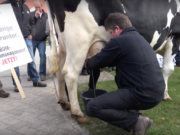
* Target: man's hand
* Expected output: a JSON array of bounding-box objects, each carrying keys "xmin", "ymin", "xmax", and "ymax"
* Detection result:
[
  {"xmin": 35, "ymin": 10, "xmax": 40, "ymax": 18},
  {"xmin": 28, "ymin": 35, "xmax": 33, "ymax": 40}
]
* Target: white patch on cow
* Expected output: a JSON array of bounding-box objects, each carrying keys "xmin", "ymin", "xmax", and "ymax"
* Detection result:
[
  {"xmin": 168, "ymin": 0, "xmax": 171, "ymax": 3},
  {"xmin": 150, "ymin": 30, "xmax": 160, "ymax": 47},
  {"xmin": 175, "ymin": 0, "xmax": 180, "ymax": 12},
  {"xmin": 121, "ymin": 4, "xmax": 126, "ymax": 13},
  {"xmin": 63, "ymin": 0, "xmax": 111, "ymax": 61},
  {"xmin": 165, "ymin": 9, "xmax": 174, "ymax": 28}
]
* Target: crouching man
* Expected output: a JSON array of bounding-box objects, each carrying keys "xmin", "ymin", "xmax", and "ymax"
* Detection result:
[{"xmin": 85, "ymin": 13, "xmax": 165, "ymax": 135}]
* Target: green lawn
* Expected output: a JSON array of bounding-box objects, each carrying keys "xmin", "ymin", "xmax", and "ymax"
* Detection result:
[
  {"xmin": 46, "ymin": 37, "xmax": 50, "ymax": 46},
  {"xmin": 77, "ymin": 67, "xmax": 180, "ymax": 135}
]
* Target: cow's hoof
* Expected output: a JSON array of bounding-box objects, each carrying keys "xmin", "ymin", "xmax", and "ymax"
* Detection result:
[
  {"xmin": 77, "ymin": 116, "xmax": 90, "ymax": 124},
  {"xmin": 71, "ymin": 114, "xmax": 76, "ymax": 118},
  {"xmin": 58, "ymin": 100, "xmax": 71, "ymax": 110},
  {"xmin": 163, "ymin": 97, "xmax": 172, "ymax": 101}
]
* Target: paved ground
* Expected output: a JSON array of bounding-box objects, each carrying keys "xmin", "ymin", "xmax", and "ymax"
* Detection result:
[{"xmin": 0, "ymin": 46, "xmax": 114, "ymax": 135}]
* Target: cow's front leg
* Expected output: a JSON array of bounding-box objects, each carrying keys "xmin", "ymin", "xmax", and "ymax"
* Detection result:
[{"xmin": 65, "ymin": 71, "xmax": 89, "ymax": 123}]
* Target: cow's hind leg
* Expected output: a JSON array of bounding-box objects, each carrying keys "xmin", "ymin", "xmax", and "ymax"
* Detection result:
[
  {"xmin": 57, "ymin": 72, "xmax": 70, "ymax": 110},
  {"xmin": 56, "ymin": 53, "xmax": 71, "ymax": 110},
  {"xmin": 161, "ymin": 38, "xmax": 175, "ymax": 100}
]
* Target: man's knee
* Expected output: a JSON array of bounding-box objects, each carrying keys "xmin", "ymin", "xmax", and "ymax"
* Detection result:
[{"xmin": 86, "ymin": 100, "xmax": 99, "ymax": 117}]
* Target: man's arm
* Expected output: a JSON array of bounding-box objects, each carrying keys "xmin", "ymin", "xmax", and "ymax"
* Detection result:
[
  {"xmin": 86, "ymin": 39, "xmax": 122, "ymax": 69},
  {"xmin": 28, "ymin": 14, "xmax": 35, "ymax": 39},
  {"xmin": 31, "ymin": 11, "xmax": 38, "ymax": 23},
  {"xmin": 28, "ymin": 9, "xmax": 35, "ymax": 39}
]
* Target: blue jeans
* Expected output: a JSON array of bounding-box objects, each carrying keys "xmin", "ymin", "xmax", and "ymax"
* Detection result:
[
  {"xmin": 12, "ymin": 38, "xmax": 40, "ymax": 86},
  {"xmin": 32, "ymin": 40, "xmax": 46, "ymax": 76},
  {"xmin": 175, "ymin": 51, "xmax": 180, "ymax": 65}
]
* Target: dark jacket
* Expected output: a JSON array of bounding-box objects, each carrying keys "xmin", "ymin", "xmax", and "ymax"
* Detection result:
[
  {"xmin": 87, "ymin": 27, "xmax": 165, "ymax": 103},
  {"xmin": 1, "ymin": 0, "xmax": 34, "ymax": 38},
  {"xmin": 31, "ymin": 10, "xmax": 48, "ymax": 41}
]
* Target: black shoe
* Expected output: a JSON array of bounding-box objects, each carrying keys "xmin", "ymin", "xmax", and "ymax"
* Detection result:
[
  {"xmin": 14, "ymin": 86, "xmax": 19, "ymax": 92},
  {"xmin": 33, "ymin": 82, "xmax": 47, "ymax": 87},
  {"xmin": 0, "ymin": 90, "xmax": 10, "ymax": 98},
  {"xmin": 133, "ymin": 115, "xmax": 153, "ymax": 135}
]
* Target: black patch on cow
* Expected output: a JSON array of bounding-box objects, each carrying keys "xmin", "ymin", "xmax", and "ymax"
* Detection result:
[
  {"xmin": 86, "ymin": 0, "xmax": 177, "ymax": 45},
  {"xmin": 172, "ymin": 34, "xmax": 180, "ymax": 55},
  {"xmin": 46, "ymin": 0, "xmax": 81, "ymax": 32},
  {"xmin": 85, "ymin": 0, "xmax": 124, "ymax": 26},
  {"xmin": 169, "ymin": 12, "xmax": 180, "ymax": 54},
  {"xmin": 170, "ymin": 13, "xmax": 180, "ymax": 35},
  {"xmin": 47, "ymin": 0, "xmax": 180, "ymax": 54},
  {"xmin": 85, "ymin": 0, "xmax": 180, "ymax": 53},
  {"xmin": 153, "ymin": 28, "xmax": 169, "ymax": 51}
]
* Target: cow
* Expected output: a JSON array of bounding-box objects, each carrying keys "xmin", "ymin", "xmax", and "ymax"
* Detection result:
[{"xmin": 45, "ymin": 0, "xmax": 180, "ymax": 123}]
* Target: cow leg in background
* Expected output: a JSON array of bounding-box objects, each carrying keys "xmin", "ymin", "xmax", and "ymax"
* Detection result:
[{"xmin": 161, "ymin": 38, "xmax": 175, "ymax": 100}]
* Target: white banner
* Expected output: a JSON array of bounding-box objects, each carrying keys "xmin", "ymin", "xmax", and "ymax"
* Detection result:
[{"xmin": 0, "ymin": 4, "xmax": 32, "ymax": 72}]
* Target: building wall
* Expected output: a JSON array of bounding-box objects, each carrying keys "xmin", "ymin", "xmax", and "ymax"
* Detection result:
[{"xmin": 0, "ymin": 0, "xmax": 47, "ymax": 12}]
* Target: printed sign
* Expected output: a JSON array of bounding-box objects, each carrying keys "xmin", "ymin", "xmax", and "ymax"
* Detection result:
[{"xmin": 0, "ymin": 4, "xmax": 32, "ymax": 72}]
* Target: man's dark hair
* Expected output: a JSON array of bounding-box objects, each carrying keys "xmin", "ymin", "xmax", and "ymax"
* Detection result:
[{"xmin": 105, "ymin": 13, "xmax": 132, "ymax": 30}]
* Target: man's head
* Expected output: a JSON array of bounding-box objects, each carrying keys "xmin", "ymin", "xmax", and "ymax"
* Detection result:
[
  {"xmin": 34, "ymin": 0, "xmax": 42, "ymax": 13},
  {"xmin": 105, "ymin": 13, "xmax": 132, "ymax": 38}
]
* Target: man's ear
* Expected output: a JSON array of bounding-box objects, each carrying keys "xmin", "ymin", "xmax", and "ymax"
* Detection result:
[
  {"xmin": 115, "ymin": 25, "xmax": 119, "ymax": 30},
  {"xmin": 115, "ymin": 26, "xmax": 123, "ymax": 35}
]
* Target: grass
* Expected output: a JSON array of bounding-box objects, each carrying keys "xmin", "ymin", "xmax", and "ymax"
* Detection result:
[
  {"xmin": 46, "ymin": 37, "xmax": 50, "ymax": 46},
  {"xmin": 77, "ymin": 67, "xmax": 180, "ymax": 135}
]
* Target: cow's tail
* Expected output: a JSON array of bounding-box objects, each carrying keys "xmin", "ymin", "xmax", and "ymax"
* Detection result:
[
  {"xmin": 49, "ymin": 31, "xmax": 59, "ymax": 73},
  {"xmin": 45, "ymin": 0, "xmax": 59, "ymax": 73}
]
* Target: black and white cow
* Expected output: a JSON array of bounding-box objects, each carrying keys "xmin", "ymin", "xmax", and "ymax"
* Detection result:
[{"xmin": 45, "ymin": 0, "xmax": 180, "ymax": 123}]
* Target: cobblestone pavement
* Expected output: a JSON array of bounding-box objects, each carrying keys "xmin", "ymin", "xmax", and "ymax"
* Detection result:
[{"xmin": 0, "ymin": 46, "xmax": 114, "ymax": 135}]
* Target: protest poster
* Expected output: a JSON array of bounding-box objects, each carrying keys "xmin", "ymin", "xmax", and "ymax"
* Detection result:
[
  {"xmin": 0, "ymin": 4, "xmax": 32, "ymax": 72},
  {"xmin": 0, "ymin": 4, "xmax": 33, "ymax": 98}
]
